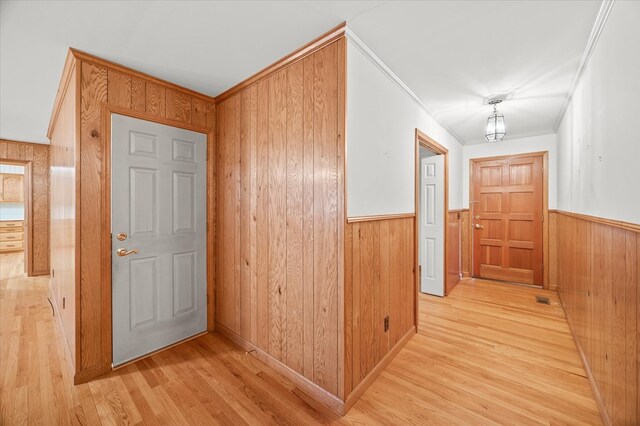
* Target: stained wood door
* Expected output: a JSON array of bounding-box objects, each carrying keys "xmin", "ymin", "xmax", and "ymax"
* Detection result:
[
  {"xmin": 111, "ymin": 114, "xmax": 207, "ymax": 366},
  {"xmin": 471, "ymin": 154, "xmax": 543, "ymax": 285}
]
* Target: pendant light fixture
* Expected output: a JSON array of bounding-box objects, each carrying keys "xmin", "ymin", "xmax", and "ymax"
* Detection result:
[{"xmin": 485, "ymin": 99, "xmax": 506, "ymax": 142}]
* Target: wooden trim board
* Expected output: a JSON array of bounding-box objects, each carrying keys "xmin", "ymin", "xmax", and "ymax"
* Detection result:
[
  {"xmin": 215, "ymin": 323, "xmax": 346, "ymax": 416},
  {"xmin": 343, "ymin": 326, "xmax": 416, "ymax": 413},
  {"xmin": 556, "ymin": 209, "xmax": 640, "ymax": 233},
  {"xmin": 346, "ymin": 213, "xmax": 415, "ymax": 223},
  {"xmin": 215, "ymin": 22, "xmax": 346, "ymax": 103}
]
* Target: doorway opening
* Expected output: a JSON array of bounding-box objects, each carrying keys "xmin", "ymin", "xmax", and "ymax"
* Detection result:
[
  {"xmin": 469, "ymin": 152, "xmax": 549, "ymax": 287},
  {"xmin": 0, "ymin": 161, "xmax": 31, "ymax": 278},
  {"xmin": 414, "ymin": 129, "xmax": 449, "ymax": 300}
]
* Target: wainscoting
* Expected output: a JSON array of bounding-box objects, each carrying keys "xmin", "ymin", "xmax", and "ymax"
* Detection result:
[
  {"xmin": 344, "ymin": 217, "xmax": 416, "ymax": 397},
  {"xmin": 555, "ymin": 210, "xmax": 639, "ymax": 425},
  {"xmin": 215, "ymin": 33, "xmax": 347, "ymax": 405}
]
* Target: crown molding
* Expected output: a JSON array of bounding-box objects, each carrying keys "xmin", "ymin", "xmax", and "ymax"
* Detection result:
[
  {"xmin": 344, "ymin": 25, "xmax": 466, "ymax": 146},
  {"xmin": 553, "ymin": 0, "xmax": 615, "ymax": 131}
]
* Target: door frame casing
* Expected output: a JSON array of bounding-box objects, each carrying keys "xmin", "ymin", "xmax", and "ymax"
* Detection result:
[
  {"xmin": 414, "ymin": 129, "xmax": 449, "ymax": 330},
  {"xmin": 101, "ymin": 105, "xmax": 215, "ymax": 369},
  {"xmin": 0, "ymin": 158, "xmax": 33, "ymax": 276},
  {"xmin": 468, "ymin": 151, "xmax": 549, "ymax": 288}
]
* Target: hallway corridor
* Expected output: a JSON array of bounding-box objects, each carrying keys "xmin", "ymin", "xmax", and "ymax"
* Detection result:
[{"xmin": 0, "ymin": 250, "xmax": 600, "ymax": 424}]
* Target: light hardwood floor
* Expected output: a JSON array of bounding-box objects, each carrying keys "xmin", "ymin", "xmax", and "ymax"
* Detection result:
[{"xmin": 0, "ymin": 252, "xmax": 601, "ymax": 425}]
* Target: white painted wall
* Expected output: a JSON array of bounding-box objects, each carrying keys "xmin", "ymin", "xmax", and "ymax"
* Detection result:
[
  {"xmin": 346, "ymin": 36, "xmax": 464, "ymax": 217},
  {"xmin": 556, "ymin": 1, "xmax": 640, "ymax": 224},
  {"xmin": 462, "ymin": 133, "xmax": 558, "ymax": 208}
]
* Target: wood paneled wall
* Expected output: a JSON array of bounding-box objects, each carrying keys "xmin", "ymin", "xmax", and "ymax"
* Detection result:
[
  {"xmin": 0, "ymin": 140, "xmax": 50, "ymax": 276},
  {"xmin": 344, "ymin": 217, "xmax": 415, "ymax": 396},
  {"xmin": 460, "ymin": 209, "xmax": 470, "ymax": 277},
  {"xmin": 215, "ymin": 38, "xmax": 345, "ymax": 398},
  {"xmin": 48, "ymin": 58, "xmax": 78, "ymax": 366},
  {"xmin": 556, "ymin": 211, "xmax": 639, "ymax": 425},
  {"xmin": 447, "ymin": 211, "xmax": 461, "ymax": 294},
  {"xmin": 48, "ymin": 50, "xmax": 216, "ymax": 383}
]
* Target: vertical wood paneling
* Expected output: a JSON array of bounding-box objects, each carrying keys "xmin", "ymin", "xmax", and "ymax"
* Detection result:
[
  {"xmin": 285, "ymin": 61, "xmax": 304, "ymax": 373},
  {"xmin": 50, "ymin": 51, "xmax": 216, "ymax": 386},
  {"xmin": 48, "ymin": 63, "xmax": 77, "ymax": 365},
  {"xmin": 233, "ymin": 93, "xmax": 242, "ymax": 334},
  {"xmin": 107, "ymin": 70, "xmax": 131, "ymax": 108},
  {"xmin": 191, "ymin": 97, "xmax": 207, "ymax": 127},
  {"xmin": 239, "ymin": 86, "xmax": 257, "ymax": 343},
  {"xmin": 556, "ymin": 212, "xmax": 639, "ymax": 425},
  {"xmin": 165, "ymin": 89, "xmax": 191, "ymax": 123},
  {"xmin": 145, "ymin": 83, "xmax": 165, "ymax": 117},
  {"xmin": 131, "ymin": 78, "xmax": 146, "ymax": 112},
  {"xmin": 255, "ymin": 79, "xmax": 270, "ymax": 353},
  {"xmin": 447, "ymin": 211, "xmax": 461, "ymax": 294},
  {"xmin": 268, "ymin": 69, "xmax": 287, "ymax": 360},
  {"xmin": 312, "ymin": 42, "xmax": 339, "ymax": 395},
  {"xmin": 80, "ymin": 61, "xmax": 107, "ymax": 370},
  {"xmin": 302, "ymin": 55, "xmax": 315, "ymax": 380},
  {"xmin": 344, "ymin": 217, "xmax": 416, "ymax": 396},
  {"xmin": 460, "ymin": 210, "xmax": 470, "ymax": 277},
  {"xmin": 214, "ymin": 39, "xmax": 344, "ymax": 398}
]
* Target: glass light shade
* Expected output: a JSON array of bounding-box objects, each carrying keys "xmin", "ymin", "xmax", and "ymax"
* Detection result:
[{"xmin": 485, "ymin": 109, "xmax": 506, "ymax": 142}]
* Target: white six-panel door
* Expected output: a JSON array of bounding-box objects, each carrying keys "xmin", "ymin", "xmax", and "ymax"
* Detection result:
[
  {"xmin": 420, "ymin": 154, "xmax": 445, "ymax": 296},
  {"xmin": 112, "ymin": 114, "xmax": 207, "ymax": 366}
]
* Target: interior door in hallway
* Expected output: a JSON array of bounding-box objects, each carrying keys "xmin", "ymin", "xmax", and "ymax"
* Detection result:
[
  {"xmin": 471, "ymin": 154, "xmax": 543, "ymax": 285},
  {"xmin": 111, "ymin": 114, "xmax": 207, "ymax": 366},
  {"xmin": 420, "ymin": 152, "xmax": 445, "ymax": 295}
]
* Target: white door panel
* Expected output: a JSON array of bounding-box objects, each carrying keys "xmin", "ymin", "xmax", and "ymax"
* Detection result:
[
  {"xmin": 112, "ymin": 114, "xmax": 207, "ymax": 366},
  {"xmin": 420, "ymin": 154, "xmax": 444, "ymax": 296}
]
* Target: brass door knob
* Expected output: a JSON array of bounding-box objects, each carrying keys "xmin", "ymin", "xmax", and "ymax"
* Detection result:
[
  {"xmin": 474, "ymin": 223, "xmax": 484, "ymax": 229},
  {"xmin": 116, "ymin": 233, "xmax": 128, "ymax": 241},
  {"xmin": 116, "ymin": 248, "xmax": 138, "ymax": 257}
]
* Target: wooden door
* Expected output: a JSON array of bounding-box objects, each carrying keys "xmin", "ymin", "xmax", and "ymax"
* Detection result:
[
  {"xmin": 471, "ymin": 154, "xmax": 543, "ymax": 285},
  {"xmin": 111, "ymin": 114, "xmax": 207, "ymax": 366}
]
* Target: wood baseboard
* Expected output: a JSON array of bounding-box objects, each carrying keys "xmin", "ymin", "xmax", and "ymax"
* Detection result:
[
  {"xmin": 214, "ymin": 322, "xmax": 346, "ymax": 416},
  {"xmin": 557, "ymin": 293, "xmax": 612, "ymax": 426},
  {"xmin": 343, "ymin": 326, "xmax": 416, "ymax": 413}
]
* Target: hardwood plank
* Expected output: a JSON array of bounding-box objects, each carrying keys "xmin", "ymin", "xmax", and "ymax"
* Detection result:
[
  {"xmin": 165, "ymin": 89, "xmax": 191, "ymax": 123},
  {"xmin": 1, "ymin": 261, "xmax": 603, "ymax": 425},
  {"xmin": 255, "ymin": 79, "xmax": 270, "ymax": 353},
  {"xmin": 145, "ymin": 82, "xmax": 166, "ymax": 117},
  {"xmin": 285, "ymin": 60, "xmax": 304, "ymax": 373},
  {"xmin": 191, "ymin": 97, "xmax": 207, "ymax": 127},
  {"xmin": 80, "ymin": 61, "xmax": 108, "ymax": 370},
  {"xmin": 612, "ymin": 227, "xmax": 626, "ymax": 423},
  {"xmin": 131, "ymin": 78, "xmax": 146, "ymax": 112},
  {"xmin": 301, "ymin": 55, "xmax": 315, "ymax": 381},
  {"xmin": 312, "ymin": 42, "xmax": 339, "ymax": 395},
  {"xmin": 624, "ymin": 230, "xmax": 637, "ymax": 425},
  {"xmin": 107, "ymin": 70, "xmax": 132, "ymax": 108},
  {"xmin": 233, "ymin": 90, "xmax": 242, "ymax": 334},
  {"xmin": 268, "ymin": 69, "xmax": 287, "ymax": 361}
]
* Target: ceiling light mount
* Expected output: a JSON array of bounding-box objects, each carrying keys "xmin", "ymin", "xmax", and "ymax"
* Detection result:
[{"xmin": 485, "ymin": 99, "xmax": 506, "ymax": 142}]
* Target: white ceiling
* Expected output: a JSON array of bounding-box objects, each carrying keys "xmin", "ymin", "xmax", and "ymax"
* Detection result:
[{"xmin": 0, "ymin": 1, "xmax": 601, "ymax": 145}]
